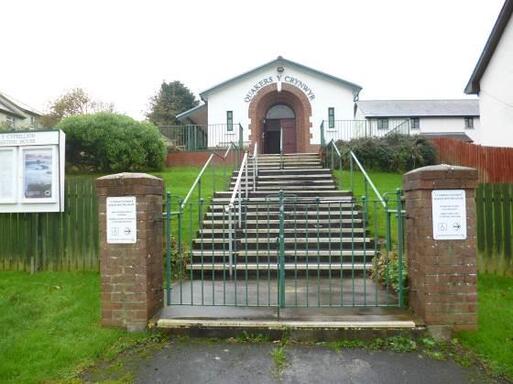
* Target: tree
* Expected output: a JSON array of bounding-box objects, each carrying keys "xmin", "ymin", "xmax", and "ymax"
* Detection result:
[
  {"xmin": 56, "ymin": 112, "xmax": 165, "ymax": 172},
  {"xmin": 40, "ymin": 88, "xmax": 114, "ymax": 128},
  {"xmin": 146, "ymin": 81, "xmax": 199, "ymax": 126}
]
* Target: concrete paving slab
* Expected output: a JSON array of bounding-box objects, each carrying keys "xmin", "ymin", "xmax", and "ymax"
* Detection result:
[
  {"xmin": 130, "ymin": 341, "xmax": 500, "ymax": 384},
  {"xmin": 167, "ymin": 277, "xmax": 397, "ymax": 307}
]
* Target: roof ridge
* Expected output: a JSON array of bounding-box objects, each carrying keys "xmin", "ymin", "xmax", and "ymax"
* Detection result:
[
  {"xmin": 199, "ymin": 56, "xmax": 362, "ymax": 100},
  {"xmin": 358, "ymin": 98, "xmax": 478, "ymax": 102}
]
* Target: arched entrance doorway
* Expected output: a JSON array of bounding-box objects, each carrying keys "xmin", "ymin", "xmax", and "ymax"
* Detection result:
[
  {"xmin": 248, "ymin": 83, "xmax": 312, "ymax": 154},
  {"xmin": 263, "ymin": 104, "xmax": 296, "ymax": 154}
]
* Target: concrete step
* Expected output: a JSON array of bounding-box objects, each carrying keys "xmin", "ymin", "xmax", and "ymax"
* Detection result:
[
  {"xmin": 205, "ymin": 210, "xmax": 362, "ymax": 219},
  {"xmin": 209, "ymin": 203, "xmax": 357, "ymax": 211},
  {"xmin": 257, "ymin": 179, "xmax": 334, "ymax": 184},
  {"xmin": 198, "ymin": 227, "xmax": 366, "ymax": 236},
  {"xmin": 201, "ymin": 222, "xmax": 365, "ymax": 230},
  {"xmin": 190, "ymin": 249, "xmax": 376, "ymax": 257},
  {"xmin": 257, "ymin": 174, "xmax": 333, "ymax": 180},
  {"xmin": 201, "ymin": 218, "xmax": 364, "ymax": 227},
  {"xmin": 230, "ymin": 182, "xmax": 336, "ymax": 189},
  {"xmin": 214, "ymin": 190, "xmax": 352, "ymax": 198},
  {"xmin": 258, "ymin": 152, "xmax": 319, "ymax": 157},
  {"xmin": 193, "ymin": 238, "xmax": 373, "ymax": 248},
  {"xmin": 232, "ymin": 170, "xmax": 332, "ymax": 178},
  {"xmin": 251, "ymin": 163, "xmax": 322, "ymax": 167},
  {"xmin": 186, "ymin": 262, "xmax": 373, "ymax": 271}
]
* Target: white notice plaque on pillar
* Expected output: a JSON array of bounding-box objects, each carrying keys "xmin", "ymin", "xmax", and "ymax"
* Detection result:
[
  {"xmin": 107, "ymin": 196, "xmax": 137, "ymax": 244},
  {"xmin": 432, "ymin": 189, "xmax": 467, "ymax": 240}
]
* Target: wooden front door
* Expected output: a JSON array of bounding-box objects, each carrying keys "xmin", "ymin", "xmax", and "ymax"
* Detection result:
[{"xmin": 281, "ymin": 118, "xmax": 297, "ymax": 154}]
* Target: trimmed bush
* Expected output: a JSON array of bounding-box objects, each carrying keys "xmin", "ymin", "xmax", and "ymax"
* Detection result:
[
  {"xmin": 57, "ymin": 112, "xmax": 166, "ymax": 172},
  {"xmin": 336, "ymin": 134, "xmax": 437, "ymax": 172}
]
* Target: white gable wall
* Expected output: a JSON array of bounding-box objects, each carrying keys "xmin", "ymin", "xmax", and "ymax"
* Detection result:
[
  {"xmin": 205, "ymin": 63, "xmax": 357, "ymax": 147},
  {"xmin": 479, "ymin": 14, "xmax": 513, "ymax": 147}
]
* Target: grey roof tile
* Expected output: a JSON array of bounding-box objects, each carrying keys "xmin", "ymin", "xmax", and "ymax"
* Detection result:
[{"xmin": 357, "ymin": 99, "xmax": 479, "ymax": 117}]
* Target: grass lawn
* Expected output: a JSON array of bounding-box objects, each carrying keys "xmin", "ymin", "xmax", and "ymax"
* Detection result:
[
  {"xmin": 457, "ymin": 274, "xmax": 513, "ymax": 379},
  {"xmin": 333, "ymin": 169, "xmax": 403, "ymax": 199},
  {"xmin": 0, "ymin": 272, "xmax": 151, "ymax": 384}
]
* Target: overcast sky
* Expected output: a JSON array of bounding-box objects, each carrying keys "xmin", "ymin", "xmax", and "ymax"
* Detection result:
[{"xmin": 0, "ymin": 0, "xmax": 505, "ymax": 120}]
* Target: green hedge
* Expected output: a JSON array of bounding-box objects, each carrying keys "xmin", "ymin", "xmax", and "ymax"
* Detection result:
[
  {"xmin": 57, "ymin": 112, "xmax": 166, "ymax": 172},
  {"xmin": 336, "ymin": 134, "xmax": 437, "ymax": 173}
]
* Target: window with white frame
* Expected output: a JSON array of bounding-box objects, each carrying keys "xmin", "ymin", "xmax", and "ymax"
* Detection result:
[
  {"xmin": 226, "ymin": 111, "xmax": 233, "ymax": 132},
  {"xmin": 377, "ymin": 118, "xmax": 389, "ymax": 130},
  {"xmin": 328, "ymin": 107, "xmax": 335, "ymax": 129},
  {"xmin": 464, "ymin": 117, "xmax": 474, "ymax": 129},
  {"xmin": 411, "ymin": 117, "xmax": 420, "ymax": 129}
]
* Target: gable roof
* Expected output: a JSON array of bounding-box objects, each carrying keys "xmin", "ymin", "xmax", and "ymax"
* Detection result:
[
  {"xmin": 0, "ymin": 91, "xmax": 42, "ymax": 117},
  {"xmin": 357, "ymin": 99, "xmax": 479, "ymax": 117},
  {"xmin": 0, "ymin": 97, "xmax": 24, "ymax": 117},
  {"xmin": 465, "ymin": 0, "xmax": 513, "ymax": 94},
  {"xmin": 199, "ymin": 56, "xmax": 362, "ymax": 100}
]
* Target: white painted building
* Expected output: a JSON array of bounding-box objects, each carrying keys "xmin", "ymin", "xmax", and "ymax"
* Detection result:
[
  {"xmin": 177, "ymin": 56, "xmax": 361, "ymax": 153},
  {"xmin": 0, "ymin": 91, "xmax": 41, "ymax": 130},
  {"xmin": 355, "ymin": 99, "xmax": 480, "ymax": 143},
  {"xmin": 465, "ymin": 0, "xmax": 513, "ymax": 147}
]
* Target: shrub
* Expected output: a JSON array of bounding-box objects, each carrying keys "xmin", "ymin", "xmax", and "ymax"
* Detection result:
[
  {"xmin": 371, "ymin": 249, "xmax": 408, "ymax": 295},
  {"xmin": 57, "ymin": 112, "xmax": 166, "ymax": 172},
  {"xmin": 336, "ymin": 134, "xmax": 437, "ymax": 172}
]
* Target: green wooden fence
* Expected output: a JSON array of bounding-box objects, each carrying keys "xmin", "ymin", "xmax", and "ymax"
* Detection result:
[
  {"xmin": 476, "ymin": 183, "xmax": 513, "ymax": 275},
  {"xmin": 0, "ymin": 177, "xmax": 99, "ymax": 272}
]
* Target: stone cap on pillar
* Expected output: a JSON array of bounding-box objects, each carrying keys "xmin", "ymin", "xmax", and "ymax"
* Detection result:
[
  {"xmin": 96, "ymin": 172, "xmax": 164, "ymax": 196},
  {"xmin": 404, "ymin": 164, "xmax": 478, "ymax": 191}
]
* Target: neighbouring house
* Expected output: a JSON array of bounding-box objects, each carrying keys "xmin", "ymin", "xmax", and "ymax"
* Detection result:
[
  {"xmin": 465, "ymin": 0, "xmax": 513, "ymax": 147},
  {"xmin": 0, "ymin": 91, "xmax": 41, "ymax": 130},
  {"xmin": 175, "ymin": 56, "xmax": 362, "ymax": 153},
  {"xmin": 355, "ymin": 99, "xmax": 480, "ymax": 143}
]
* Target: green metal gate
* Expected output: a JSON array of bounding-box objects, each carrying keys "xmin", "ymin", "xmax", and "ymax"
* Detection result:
[{"xmin": 163, "ymin": 189, "xmax": 406, "ymax": 309}]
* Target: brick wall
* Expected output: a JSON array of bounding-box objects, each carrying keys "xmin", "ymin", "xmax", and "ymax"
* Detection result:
[
  {"xmin": 404, "ymin": 164, "xmax": 478, "ymax": 331},
  {"xmin": 96, "ymin": 173, "xmax": 164, "ymax": 331}
]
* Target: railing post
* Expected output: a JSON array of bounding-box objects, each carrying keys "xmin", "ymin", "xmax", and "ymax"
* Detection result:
[
  {"xmin": 238, "ymin": 182, "xmax": 242, "ymax": 227},
  {"xmin": 252, "ymin": 146, "xmax": 258, "ymax": 193},
  {"xmin": 320, "ymin": 121, "xmax": 325, "ymax": 148},
  {"xmin": 178, "ymin": 199, "xmax": 183, "ymax": 260},
  {"xmin": 245, "ymin": 154, "xmax": 249, "ymax": 199},
  {"xmin": 384, "ymin": 197, "xmax": 392, "ymax": 252},
  {"xmin": 228, "ymin": 207, "xmax": 233, "ymax": 278},
  {"xmin": 239, "ymin": 123, "xmax": 243, "ymax": 149},
  {"xmin": 349, "ymin": 154, "xmax": 354, "ymax": 193},
  {"xmin": 165, "ymin": 191, "xmax": 171, "ymax": 305},
  {"xmin": 199, "ymin": 198, "xmax": 204, "ymax": 230},
  {"xmin": 278, "ymin": 190, "xmax": 286, "ymax": 308},
  {"xmin": 396, "ymin": 188, "xmax": 405, "ymax": 308}
]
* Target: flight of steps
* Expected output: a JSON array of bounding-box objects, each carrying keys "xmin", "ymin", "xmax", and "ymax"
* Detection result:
[{"xmin": 189, "ymin": 153, "xmax": 375, "ymax": 276}]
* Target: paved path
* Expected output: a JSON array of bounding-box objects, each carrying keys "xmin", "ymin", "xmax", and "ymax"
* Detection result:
[{"xmin": 126, "ymin": 341, "xmax": 500, "ymax": 384}]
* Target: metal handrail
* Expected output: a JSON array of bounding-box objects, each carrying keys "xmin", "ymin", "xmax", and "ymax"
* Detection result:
[
  {"xmin": 227, "ymin": 151, "xmax": 248, "ymax": 212},
  {"xmin": 324, "ymin": 139, "xmax": 386, "ymax": 208},
  {"xmin": 252, "ymin": 142, "xmax": 258, "ymax": 192},
  {"xmin": 349, "ymin": 150, "xmax": 386, "ymax": 208},
  {"xmin": 226, "ymin": 151, "xmax": 249, "ymax": 277},
  {"xmin": 385, "ymin": 119, "xmax": 411, "ymax": 136},
  {"xmin": 180, "ymin": 142, "xmax": 238, "ymax": 210}
]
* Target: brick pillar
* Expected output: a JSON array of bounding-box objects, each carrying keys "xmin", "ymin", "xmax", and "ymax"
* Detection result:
[
  {"xmin": 96, "ymin": 173, "xmax": 164, "ymax": 331},
  {"xmin": 403, "ymin": 164, "xmax": 478, "ymax": 331}
]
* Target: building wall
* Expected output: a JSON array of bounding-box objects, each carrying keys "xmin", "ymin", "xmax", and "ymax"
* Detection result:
[
  {"xmin": 205, "ymin": 62, "xmax": 357, "ymax": 146},
  {"xmin": 354, "ymin": 108, "xmax": 481, "ymax": 143},
  {"xmin": 416, "ymin": 117, "xmax": 480, "ymax": 142},
  {"xmin": 479, "ymin": 14, "xmax": 513, "ymax": 147},
  {"xmin": 0, "ymin": 112, "xmax": 39, "ymax": 130}
]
